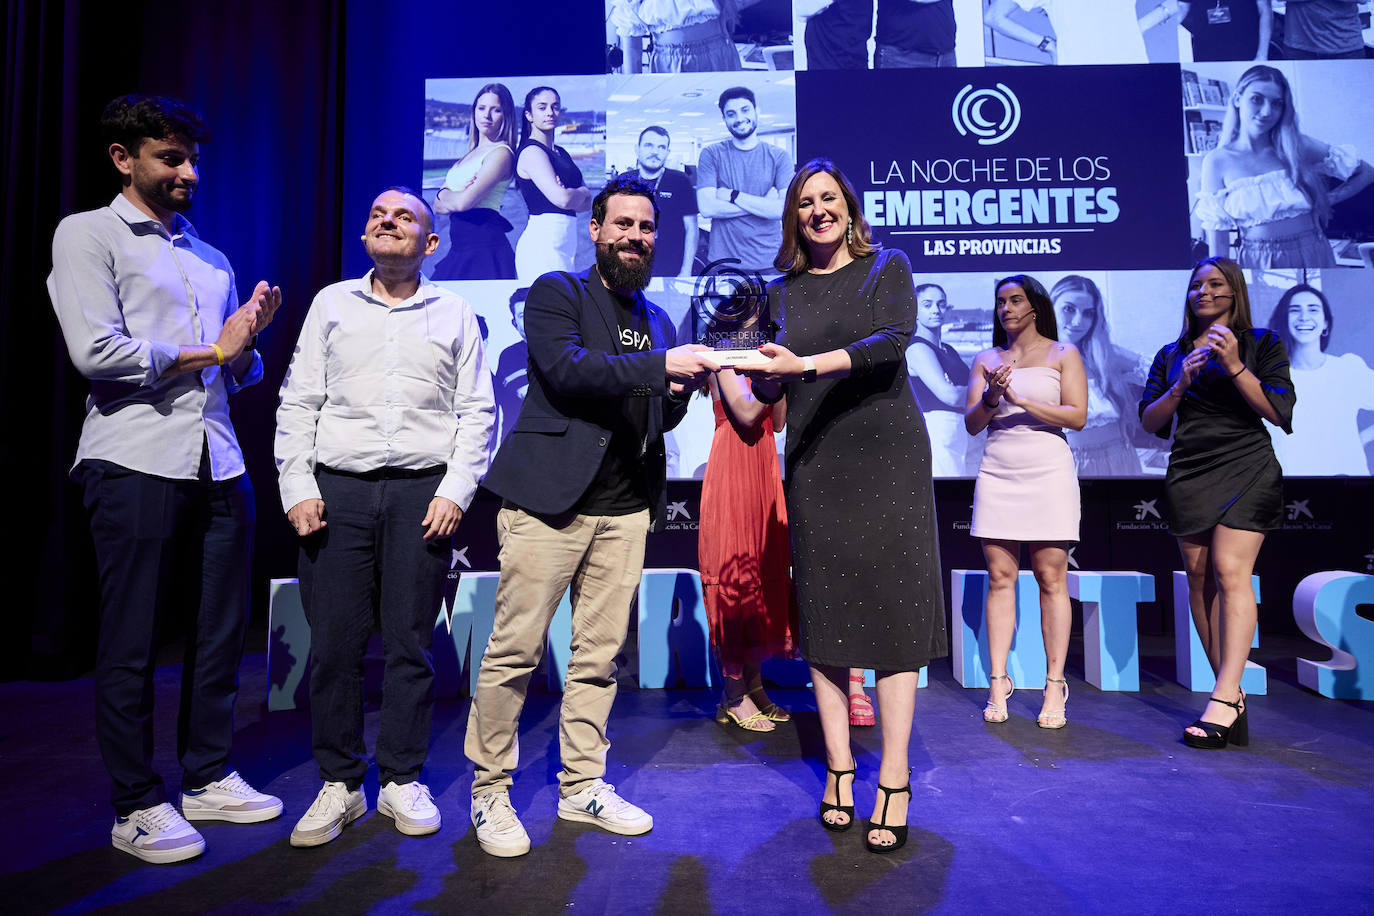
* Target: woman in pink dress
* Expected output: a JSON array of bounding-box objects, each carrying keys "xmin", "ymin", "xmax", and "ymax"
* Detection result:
[
  {"xmin": 698, "ymin": 369, "xmax": 797, "ymax": 732},
  {"xmin": 965, "ymin": 274, "xmax": 1087, "ymax": 728}
]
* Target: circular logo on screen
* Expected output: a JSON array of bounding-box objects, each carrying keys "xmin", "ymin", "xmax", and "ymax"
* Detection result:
[{"xmin": 952, "ymin": 83, "xmax": 1022, "ymax": 147}]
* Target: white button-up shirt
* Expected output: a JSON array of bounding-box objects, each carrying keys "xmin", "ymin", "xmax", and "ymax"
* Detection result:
[
  {"xmin": 275, "ymin": 272, "xmax": 495, "ymax": 512},
  {"xmin": 48, "ymin": 194, "xmax": 263, "ymax": 480}
]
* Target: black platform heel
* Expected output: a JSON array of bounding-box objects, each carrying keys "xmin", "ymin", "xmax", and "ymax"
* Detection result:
[
  {"xmin": 1182, "ymin": 692, "xmax": 1248, "ymax": 749},
  {"xmin": 864, "ymin": 781, "xmax": 912, "ymax": 853},
  {"xmin": 819, "ymin": 765, "xmax": 856, "ymax": 832}
]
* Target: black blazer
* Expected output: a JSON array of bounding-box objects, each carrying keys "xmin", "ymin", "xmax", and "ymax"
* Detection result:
[{"xmin": 482, "ymin": 268, "xmax": 689, "ymax": 530}]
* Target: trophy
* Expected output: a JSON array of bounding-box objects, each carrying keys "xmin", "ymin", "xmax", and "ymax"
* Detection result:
[{"xmin": 690, "ymin": 259, "xmax": 774, "ymax": 368}]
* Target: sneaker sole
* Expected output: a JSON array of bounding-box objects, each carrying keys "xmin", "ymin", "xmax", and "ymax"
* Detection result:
[
  {"xmin": 181, "ymin": 798, "xmax": 284, "ymax": 824},
  {"xmin": 290, "ymin": 798, "xmax": 367, "ymax": 848},
  {"xmin": 112, "ymin": 834, "xmax": 206, "ymax": 865},
  {"xmin": 556, "ymin": 804, "xmax": 652, "ymax": 836},
  {"xmin": 378, "ymin": 798, "xmax": 441, "ymax": 837},
  {"xmin": 474, "ymin": 832, "xmax": 531, "ymax": 857}
]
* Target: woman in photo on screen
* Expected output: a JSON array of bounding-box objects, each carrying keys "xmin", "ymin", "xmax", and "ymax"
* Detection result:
[
  {"xmin": 698, "ymin": 367, "xmax": 797, "ymax": 732},
  {"xmin": 730, "ymin": 158, "xmax": 946, "ymax": 853},
  {"xmin": 608, "ymin": 0, "xmax": 743, "ymax": 73},
  {"xmin": 1264, "ymin": 283, "xmax": 1374, "ymax": 476},
  {"xmin": 513, "ymin": 86, "xmax": 592, "ymax": 281},
  {"xmin": 965, "ymin": 274, "xmax": 1086, "ymax": 729},
  {"xmin": 1139, "ymin": 256, "xmax": 1295, "ymax": 749},
  {"xmin": 906, "ymin": 282, "xmax": 970, "ymax": 478},
  {"xmin": 432, "ymin": 83, "xmax": 517, "ymax": 280},
  {"xmin": 1197, "ymin": 65, "xmax": 1374, "ymax": 269},
  {"xmin": 983, "ymin": 0, "xmax": 1179, "ymax": 66},
  {"xmin": 1050, "ymin": 275, "xmax": 1150, "ymax": 476}
]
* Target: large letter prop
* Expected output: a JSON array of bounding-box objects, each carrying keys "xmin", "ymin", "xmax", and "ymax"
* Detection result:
[{"xmin": 1294, "ymin": 571, "xmax": 1374, "ymax": 701}]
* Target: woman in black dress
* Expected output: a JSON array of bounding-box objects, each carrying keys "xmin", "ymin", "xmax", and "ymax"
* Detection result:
[
  {"xmin": 432, "ymin": 82, "xmax": 517, "ymax": 279},
  {"xmin": 1139, "ymin": 256, "xmax": 1295, "ymax": 749},
  {"xmin": 512, "ymin": 86, "xmax": 592, "ymax": 281},
  {"xmin": 736, "ymin": 158, "xmax": 946, "ymax": 854}
]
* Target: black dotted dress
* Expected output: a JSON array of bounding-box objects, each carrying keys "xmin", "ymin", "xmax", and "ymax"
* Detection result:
[{"xmin": 771, "ymin": 249, "xmax": 948, "ymax": 671}]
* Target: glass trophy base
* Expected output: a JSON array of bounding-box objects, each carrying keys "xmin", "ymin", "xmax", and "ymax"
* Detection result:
[{"xmin": 703, "ymin": 347, "xmax": 769, "ymax": 368}]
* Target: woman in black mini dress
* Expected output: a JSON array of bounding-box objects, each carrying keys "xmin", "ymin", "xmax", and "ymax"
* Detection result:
[{"xmin": 1139, "ymin": 256, "xmax": 1295, "ymax": 749}]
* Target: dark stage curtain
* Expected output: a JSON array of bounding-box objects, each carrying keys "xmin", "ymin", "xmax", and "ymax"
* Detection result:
[{"xmin": 2, "ymin": 0, "xmax": 345, "ymax": 679}]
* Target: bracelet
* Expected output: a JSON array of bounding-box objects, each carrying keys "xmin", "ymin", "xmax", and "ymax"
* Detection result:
[
  {"xmin": 1229, "ymin": 365, "xmax": 1247, "ymax": 379},
  {"xmin": 982, "ymin": 396, "xmax": 1000, "ymax": 409},
  {"xmin": 1166, "ymin": 387, "xmax": 1184, "ymax": 399},
  {"xmin": 210, "ymin": 343, "xmax": 226, "ymax": 365}
]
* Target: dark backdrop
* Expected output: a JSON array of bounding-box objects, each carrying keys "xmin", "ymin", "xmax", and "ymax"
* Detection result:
[{"xmin": 0, "ymin": 0, "xmax": 603, "ymax": 679}]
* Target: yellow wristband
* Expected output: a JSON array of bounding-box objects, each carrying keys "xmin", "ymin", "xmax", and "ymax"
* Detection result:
[{"xmin": 210, "ymin": 343, "xmax": 226, "ymax": 365}]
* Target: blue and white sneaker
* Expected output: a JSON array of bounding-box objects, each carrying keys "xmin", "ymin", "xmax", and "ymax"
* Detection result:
[
  {"xmin": 112, "ymin": 802, "xmax": 206, "ymax": 864},
  {"xmin": 471, "ymin": 790, "xmax": 530, "ymax": 857},
  {"xmin": 557, "ymin": 780, "xmax": 652, "ymax": 836},
  {"xmin": 181, "ymin": 771, "xmax": 283, "ymax": 823}
]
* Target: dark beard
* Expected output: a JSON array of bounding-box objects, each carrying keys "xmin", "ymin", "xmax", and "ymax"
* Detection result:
[{"xmin": 596, "ymin": 239, "xmax": 655, "ymax": 292}]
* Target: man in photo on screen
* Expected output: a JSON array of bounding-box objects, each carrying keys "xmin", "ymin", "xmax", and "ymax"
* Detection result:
[
  {"xmin": 695, "ymin": 86, "xmax": 792, "ymax": 275},
  {"xmin": 623, "ymin": 126, "xmax": 699, "ymax": 277},
  {"xmin": 876, "ymin": 0, "xmax": 958, "ymax": 68},
  {"xmin": 1280, "ymin": 1, "xmax": 1366, "ymax": 60}
]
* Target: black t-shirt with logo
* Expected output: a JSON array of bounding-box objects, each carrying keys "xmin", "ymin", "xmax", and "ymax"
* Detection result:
[{"xmin": 574, "ymin": 289, "xmax": 653, "ymax": 515}]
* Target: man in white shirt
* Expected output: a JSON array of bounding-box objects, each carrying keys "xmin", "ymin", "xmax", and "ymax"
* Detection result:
[
  {"xmin": 276, "ymin": 186, "xmax": 495, "ymax": 847},
  {"xmin": 48, "ymin": 94, "xmax": 284, "ymax": 865}
]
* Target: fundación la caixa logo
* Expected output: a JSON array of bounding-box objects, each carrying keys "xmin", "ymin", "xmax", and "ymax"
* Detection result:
[
  {"xmin": 951, "ymin": 83, "xmax": 1021, "ymax": 147},
  {"xmin": 1115, "ymin": 497, "xmax": 1167, "ymax": 532}
]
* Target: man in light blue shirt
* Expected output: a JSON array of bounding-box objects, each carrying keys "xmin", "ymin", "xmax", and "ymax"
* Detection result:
[
  {"xmin": 276, "ymin": 186, "xmax": 495, "ymax": 847},
  {"xmin": 48, "ymin": 94, "xmax": 284, "ymax": 864}
]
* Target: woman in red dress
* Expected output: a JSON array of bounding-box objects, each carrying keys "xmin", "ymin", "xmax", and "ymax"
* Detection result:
[{"xmin": 699, "ymin": 368, "xmax": 798, "ymax": 732}]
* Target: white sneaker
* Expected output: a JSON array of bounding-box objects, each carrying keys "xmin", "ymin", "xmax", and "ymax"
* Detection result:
[
  {"xmin": 470, "ymin": 790, "xmax": 530, "ymax": 857},
  {"xmin": 290, "ymin": 781, "xmax": 367, "ymax": 848},
  {"xmin": 111, "ymin": 802, "xmax": 206, "ymax": 864},
  {"xmin": 557, "ymin": 780, "xmax": 652, "ymax": 836},
  {"xmin": 378, "ymin": 781, "xmax": 441, "ymax": 836},
  {"xmin": 181, "ymin": 771, "xmax": 284, "ymax": 823}
]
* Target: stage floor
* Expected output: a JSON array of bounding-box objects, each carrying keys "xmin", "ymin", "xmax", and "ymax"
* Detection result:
[{"xmin": 3, "ymin": 637, "xmax": 1372, "ymax": 915}]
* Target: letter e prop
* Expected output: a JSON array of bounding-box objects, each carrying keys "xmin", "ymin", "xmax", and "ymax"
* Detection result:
[
  {"xmin": 1173, "ymin": 571, "xmax": 1267, "ymax": 695},
  {"xmin": 1294, "ymin": 571, "xmax": 1374, "ymax": 700}
]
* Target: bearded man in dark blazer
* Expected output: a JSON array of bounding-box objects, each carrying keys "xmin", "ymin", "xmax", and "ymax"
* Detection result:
[{"xmin": 465, "ymin": 174, "xmax": 709, "ymax": 858}]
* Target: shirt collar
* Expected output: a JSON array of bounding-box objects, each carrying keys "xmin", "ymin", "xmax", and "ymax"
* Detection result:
[
  {"xmin": 354, "ymin": 269, "xmax": 437, "ymax": 310},
  {"xmin": 109, "ymin": 193, "xmax": 196, "ymax": 240}
]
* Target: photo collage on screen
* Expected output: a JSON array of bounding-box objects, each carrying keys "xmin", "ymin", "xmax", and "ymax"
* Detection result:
[{"xmin": 414, "ymin": 0, "xmax": 1374, "ymax": 479}]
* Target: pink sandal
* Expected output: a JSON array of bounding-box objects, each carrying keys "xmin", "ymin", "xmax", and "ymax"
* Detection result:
[{"xmin": 848, "ymin": 673, "xmax": 875, "ymax": 727}]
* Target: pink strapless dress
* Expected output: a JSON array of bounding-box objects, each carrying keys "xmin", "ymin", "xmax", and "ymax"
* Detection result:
[{"xmin": 971, "ymin": 366, "xmax": 1081, "ymax": 542}]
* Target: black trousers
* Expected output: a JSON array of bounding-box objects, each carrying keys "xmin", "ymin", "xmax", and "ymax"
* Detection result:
[
  {"xmin": 298, "ymin": 468, "xmax": 450, "ymax": 789},
  {"xmin": 76, "ymin": 457, "xmax": 254, "ymax": 816}
]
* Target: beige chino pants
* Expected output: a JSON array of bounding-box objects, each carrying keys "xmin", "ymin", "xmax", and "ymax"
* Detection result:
[{"xmin": 466, "ymin": 506, "xmax": 650, "ymax": 797}]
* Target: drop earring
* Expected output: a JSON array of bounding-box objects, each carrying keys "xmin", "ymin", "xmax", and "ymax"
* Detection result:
[{"xmin": 846, "ymin": 220, "xmax": 854, "ymax": 246}]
